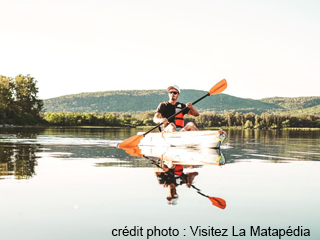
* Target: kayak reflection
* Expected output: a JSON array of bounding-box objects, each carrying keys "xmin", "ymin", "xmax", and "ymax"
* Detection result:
[
  {"xmin": 121, "ymin": 145, "xmax": 226, "ymax": 166},
  {"xmin": 120, "ymin": 145, "xmax": 227, "ymax": 209}
]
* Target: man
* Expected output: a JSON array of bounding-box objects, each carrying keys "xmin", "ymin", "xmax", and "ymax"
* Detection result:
[{"xmin": 153, "ymin": 84, "xmax": 199, "ymax": 132}]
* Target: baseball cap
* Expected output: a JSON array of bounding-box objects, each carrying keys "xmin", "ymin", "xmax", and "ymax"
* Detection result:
[{"xmin": 167, "ymin": 85, "xmax": 180, "ymax": 93}]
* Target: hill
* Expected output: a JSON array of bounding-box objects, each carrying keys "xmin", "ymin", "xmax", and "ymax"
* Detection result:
[
  {"xmin": 43, "ymin": 90, "xmax": 320, "ymax": 115},
  {"xmin": 260, "ymin": 96, "xmax": 320, "ymax": 114},
  {"xmin": 43, "ymin": 90, "xmax": 282, "ymax": 114}
]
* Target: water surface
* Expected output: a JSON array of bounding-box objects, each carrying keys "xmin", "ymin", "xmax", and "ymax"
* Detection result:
[{"xmin": 0, "ymin": 127, "xmax": 319, "ymax": 240}]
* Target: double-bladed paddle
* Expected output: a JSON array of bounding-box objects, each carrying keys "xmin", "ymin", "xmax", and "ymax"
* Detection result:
[{"xmin": 118, "ymin": 79, "xmax": 227, "ymax": 148}]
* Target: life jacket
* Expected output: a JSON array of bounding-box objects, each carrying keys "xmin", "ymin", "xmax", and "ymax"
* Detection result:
[
  {"xmin": 174, "ymin": 103, "xmax": 184, "ymax": 129},
  {"xmin": 174, "ymin": 165, "xmax": 183, "ymax": 176}
]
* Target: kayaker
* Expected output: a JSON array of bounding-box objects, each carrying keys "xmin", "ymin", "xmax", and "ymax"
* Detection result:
[{"xmin": 153, "ymin": 84, "xmax": 200, "ymax": 132}]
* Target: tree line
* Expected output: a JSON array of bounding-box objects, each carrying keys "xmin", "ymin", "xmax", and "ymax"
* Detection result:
[
  {"xmin": 189, "ymin": 111, "xmax": 320, "ymax": 129},
  {"xmin": 44, "ymin": 111, "xmax": 154, "ymax": 127},
  {"xmin": 0, "ymin": 75, "xmax": 44, "ymax": 125},
  {"xmin": 43, "ymin": 111, "xmax": 320, "ymax": 129}
]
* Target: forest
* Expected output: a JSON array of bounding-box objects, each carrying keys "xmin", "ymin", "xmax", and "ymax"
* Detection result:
[{"xmin": 0, "ymin": 75, "xmax": 44, "ymax": 125}]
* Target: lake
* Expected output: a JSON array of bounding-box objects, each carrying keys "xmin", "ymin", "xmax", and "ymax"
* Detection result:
[{"xmin": 0, "ymin": 127, "xmax": 319, "ymax": 240}]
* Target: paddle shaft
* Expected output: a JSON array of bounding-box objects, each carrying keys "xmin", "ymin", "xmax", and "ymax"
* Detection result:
[
  {"xmin": 191, "ymin": 185, "xmax": 208, "ymax": 197},
  {"xmin": 143, "ymin": 92, "xmax": 210, "ymax": 136}
]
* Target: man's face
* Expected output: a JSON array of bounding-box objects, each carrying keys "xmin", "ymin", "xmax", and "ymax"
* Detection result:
[{"xmin": 168, "ymin": 88, "xmax": 180, "ymax": 101}]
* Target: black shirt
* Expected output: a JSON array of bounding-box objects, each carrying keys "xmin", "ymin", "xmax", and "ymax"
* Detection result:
[{"xmin": 156, "ymin": 102, "xmax": 189, "ymax": 124}]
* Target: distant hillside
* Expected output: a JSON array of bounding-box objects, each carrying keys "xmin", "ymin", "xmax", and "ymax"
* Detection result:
[
  {"xmin": 260, "ymin": 97, "xmax": 320, "ymax": 113},
  {"xmin": 43, "ymin": 90, "xmax": 320, "ymax": 115},
  {"xmin": 44, "ymin": 90, "xmax": 281, "ymax": 114},
  {"xmin": 289, "ymin": 105, "xmax": 320, "ymax": 115}
]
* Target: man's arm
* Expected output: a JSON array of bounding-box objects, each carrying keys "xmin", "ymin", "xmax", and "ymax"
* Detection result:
[
  {"xmin": 186, "ymin": 102, "xmax": 200, "ymax": 117},
  {"xmin": 153, "ymin": 112, "xmax": 169, "ymax": 124},
  {"xmin": 154, "ymin": 103, "xmax": 169, "ymax": 124}
]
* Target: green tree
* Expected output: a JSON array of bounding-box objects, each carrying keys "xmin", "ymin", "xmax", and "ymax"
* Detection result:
[
  {"xmin": 0, "ymin": 76, "xmax": 15, "ymax": 122},
  {"xmin": 235, "ymin": 112, "xmax": 244, "ymax": 127},
  {"xmin": 244, "ymin": 112, "xmax": 255, "ymax": 125},
  {"xmin": 254, "ymin": 115, "xmax": 262, "ymax": 129},
  {"xmin": 225, "ymin": 112, "xmax": 235, "ymax": 127},
  {"xmin": 13, "ymin": 74, "xmax": 43, "ymax": 123},
  {"xmin": 244, "ymin": 120, "xmax": 254, "ymax": 129}
]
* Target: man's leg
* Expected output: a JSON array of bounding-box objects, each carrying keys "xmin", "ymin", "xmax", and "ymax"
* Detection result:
[
  {"xmin": 183, "ymin": 122, "xmax": 198, "ymax": 131},
  {"xmin": 164, "ymin": 123, "xmax": 178, "ymax": 132}
]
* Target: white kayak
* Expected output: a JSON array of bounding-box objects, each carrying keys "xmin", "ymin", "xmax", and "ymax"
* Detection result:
[{"xmin": 137, "ymin": 130, "xmax": 226, "ymax": 148}]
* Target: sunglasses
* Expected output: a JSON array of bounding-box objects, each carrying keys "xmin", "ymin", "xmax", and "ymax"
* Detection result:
[{"xmin": 169, "ymin": 91, "xmax": 179, "ymax": 95}]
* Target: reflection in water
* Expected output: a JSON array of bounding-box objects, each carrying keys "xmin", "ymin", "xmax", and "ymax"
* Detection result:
[
  {"xmin": 120, "ymin": 144, "xmax": 227, "ymax": 208},
  {"xmin": 150, "ymin": 156, "xmax": 226, "ymax": 209},
  {"xmin": 1, "ymin": 127, "xmax": 319, "ymax": 181},
  {"xmin": 0, "ymin": 126, "xmax": 46, "ymax": 139},
  {"xmin": 120, "ymin": 145, "xmax": 227, "ymax": 165},
  {"xmin": 1, "ymin": 127, "xmax": 319, "ymax": 240},
  {"xmin": 223, "ymin": 129, "xmax": 320, "ymax": 162},
  {"xmin": 0, "ymin": 144, "xmax": 38, "ymax": 180},
  {"xmin": 0, "ymin": 127, "xmax": 45, "ymax": 179}
]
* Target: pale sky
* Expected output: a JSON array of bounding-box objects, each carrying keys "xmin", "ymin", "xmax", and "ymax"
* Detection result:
[{"xmin": 1, "ymin": 0, "xmax": 319, "ymax": 100}]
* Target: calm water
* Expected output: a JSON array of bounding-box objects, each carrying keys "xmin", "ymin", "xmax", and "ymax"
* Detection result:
[{"xmin": 1, "ymin": 127, "xmax": 320, "ymax": 240}]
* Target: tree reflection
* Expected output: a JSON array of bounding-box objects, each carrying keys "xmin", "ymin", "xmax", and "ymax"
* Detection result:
[
  {"xmin": 0, "ymin": 144, "xmax": 38, "ymax": 180},
  {"xmin": 0, "ymin": 127, "xmax": 46, "ymax": 179}
]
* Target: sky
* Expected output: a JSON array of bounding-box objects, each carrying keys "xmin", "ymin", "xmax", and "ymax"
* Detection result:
[{"xmin": 1, "ymin": 0, "xmax": 320, "ymax": 100}]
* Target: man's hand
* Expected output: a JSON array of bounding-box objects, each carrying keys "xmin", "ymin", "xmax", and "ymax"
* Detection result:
[
  {"xmin": 153, "ymin": 112, "xmax": 170, "ymax": 124},
  {"xmin": 186, "ymin": 102, "xmax": 194, "ymax": 109},
  {"xmin": 161, "ymin": 118, "xmax": 169, "ymax": 124},
  {"xmin": 186, "ymin": 102, "xmax": 200, "ymax": 117}
]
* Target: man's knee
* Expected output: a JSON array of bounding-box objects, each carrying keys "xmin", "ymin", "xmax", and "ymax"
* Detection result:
[
  {"xmin": 184, "ymin": 122, "xmax": 198, "ymax": 131},
  {"xmin": 164, "ymin": 123, "xmax": 178, "ymax": 132}
]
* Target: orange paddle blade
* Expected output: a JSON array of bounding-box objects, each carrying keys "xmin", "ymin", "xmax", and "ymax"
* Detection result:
[
  {"xmin": 118, "ymin": 135, "xmax": 144, "ymax": 148},
  {"xmin": 119, "ymin": 146, "xmax": 143, "ymax": 157},
  {"xmin": 208, "ymin": 196, "xmax": 227, "ymax": 209},
  {"xmin": 208, "ymin": 79, "xmax": 227, "ymax": 95}
]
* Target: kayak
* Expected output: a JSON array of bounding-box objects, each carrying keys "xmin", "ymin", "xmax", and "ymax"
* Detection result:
[
  {"xmin": 139, "ymin": 145, "xmax": 225, "ymax": 167},
  {"xmin": 137, "ymin": 129, "xmax": 227, "ymax": 148}
]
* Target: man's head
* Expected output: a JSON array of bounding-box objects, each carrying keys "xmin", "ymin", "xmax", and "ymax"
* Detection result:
[
  {"xmin": 167, "ymin": 85, "xmax": 180, "ymax": 101},
  {"xmin": 167, "ymin": 85, "xmax": 180, "ymax": 94}
]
